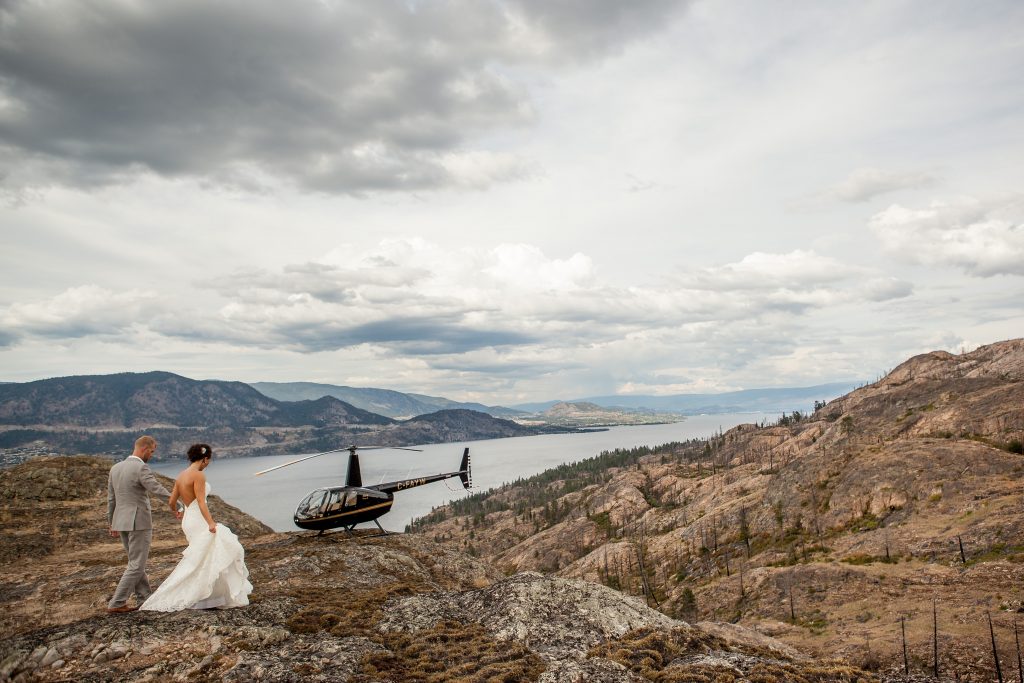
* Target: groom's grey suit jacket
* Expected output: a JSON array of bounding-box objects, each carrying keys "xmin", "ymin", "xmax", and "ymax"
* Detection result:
[{"xmin": 108, "ymin": 456, "xmax": 171, "ymax": 531}]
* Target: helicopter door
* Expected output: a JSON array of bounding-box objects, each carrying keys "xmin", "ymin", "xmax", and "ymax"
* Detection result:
[{"xmin": 322, "ymin": 489, "xmax": 346, "ymax": 513}]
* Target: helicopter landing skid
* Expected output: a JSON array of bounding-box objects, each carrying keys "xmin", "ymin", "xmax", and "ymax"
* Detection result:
[
  {"xmin": 359, "ymin": 520, "xmax": 390, "ymax": 538},
  {"xmin": 313, "ymin": 521, "xmax": 390, "ymax": 539},
  {"xmin": 351, "ymin": 520, "xmax": 389, "ymax": 538}
]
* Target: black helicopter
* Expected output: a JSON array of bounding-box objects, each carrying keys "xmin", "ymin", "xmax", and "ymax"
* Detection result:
[{"xmin": 254, "ymin": 444, "xmax": 472, "ymax": 534}]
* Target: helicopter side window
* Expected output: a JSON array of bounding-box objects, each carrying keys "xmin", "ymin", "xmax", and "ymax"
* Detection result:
[
  {"xmin": 344, "ymin": 491, "xmax": 358, "ymax": 507},
  {"xmin": 323, "ymin": 489, "xmax": 345, "ymax": 513}
]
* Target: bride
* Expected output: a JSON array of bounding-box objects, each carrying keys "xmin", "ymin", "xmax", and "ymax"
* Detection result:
[{"xmin": 141, "ymin": 443, "xmax": 252, "ymax": 611}]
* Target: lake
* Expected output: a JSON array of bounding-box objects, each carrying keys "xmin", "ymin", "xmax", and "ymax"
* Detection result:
[{"xmin": 151, "ymin": 413, "xmax": 775, "ymax": 532}]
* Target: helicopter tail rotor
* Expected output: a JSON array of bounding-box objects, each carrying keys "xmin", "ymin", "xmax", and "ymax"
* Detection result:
[{"xmin": 458, "ymin": 447, "xmax": 472, "ymax": 490}]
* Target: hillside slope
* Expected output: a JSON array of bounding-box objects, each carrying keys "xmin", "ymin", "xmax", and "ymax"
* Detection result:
[
  {"xmin": 0, "ymin": 457, "xmax": 868, "ymax": 682},
  {"xmin": 411, "ymin": 339, "xmax": 1024, "ymax": 681}
]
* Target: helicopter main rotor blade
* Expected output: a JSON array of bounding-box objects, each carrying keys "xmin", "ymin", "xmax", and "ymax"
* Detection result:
[
  {"xmin": 253, "ymin": 447, "xmax": 350, "ymax": 477},
  {"xmin": 353, "ymin": 446, "xmax": 424, "ymax": 452}
]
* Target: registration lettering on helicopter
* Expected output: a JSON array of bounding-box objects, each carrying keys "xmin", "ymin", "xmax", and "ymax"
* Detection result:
[{"xmin": 395, "ymin": 477, "xmax": 428, "ymax": 490}]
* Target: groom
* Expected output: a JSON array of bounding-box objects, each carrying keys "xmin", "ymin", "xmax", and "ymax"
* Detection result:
[{"xmin": 106, "ymin": 435, "xmax": 174, "ymax": 613}]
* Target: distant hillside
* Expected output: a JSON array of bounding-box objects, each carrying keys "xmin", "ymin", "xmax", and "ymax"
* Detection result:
[
  {"xmin": 536, "ymin": 401, "xmax": 685, "ymax": 427},
  {"xmin": 250, "ymin": 381, "xmax": 523, "ymax": 418},
  {"xmin": 411, "ymin": 339, "xmax": 1024, "ymax": 679},
  {"xmin": 405, "ymin": 392, "xmax": 524, "ymax": 418},
  {"xmin": 389, "ymin": 409, "xmax": 550, "ymax": 444},
  {"xmin": 514, "ymin": 382, "xmax": 859, "ymax": 415},
  {"xmin": 0, "ymin": 372, "xmax": 567, "ymax": 460}
]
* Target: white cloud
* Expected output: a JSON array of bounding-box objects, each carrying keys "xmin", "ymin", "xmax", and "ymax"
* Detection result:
[
  {"xmin": 870, "ymin": 197, "xmax": 1024, "ymax": 277},
  {"xmin": 685, "ymin": 250, "xmax": 858, "ymax": 291},
  {"xmin": 1, "ymin": 285, "xmax": 158, "ymax": 339}
]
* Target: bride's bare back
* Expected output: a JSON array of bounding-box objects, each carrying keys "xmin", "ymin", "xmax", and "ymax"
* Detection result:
[
  {"xmin": 174, "ymin": 468, "xmax": 206, "ymax": 506},
  {"xmin": 168, "ymin": 462, "xmax": 216, "ymax": 533}
]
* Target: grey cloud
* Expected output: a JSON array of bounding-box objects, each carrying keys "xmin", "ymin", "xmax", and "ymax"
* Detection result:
[
  {"xmin": 0, "ymin": 0, "xmax": 686, "ymax": 194},
  {"xmin": 431, "ymin": 357, "xmax": 584, "ymax": 376},
  {"xmin": 861, "ymin": 277, "xmax": 914, "ymax": 302},
  {"xmin": 0, "ymin": 328, "xmax": 18, "ymax": 348},
  {"xmin": 825, "ymin": 168, "xmax": 937, "ymax": 203},
  {"xmin": 152, "ymin": 309, "xmax": 537, "ymax": 355},
  {"xmin": 287, "ymin": 318, "xmax": 537, "ymax": 354},
  {"xmin": 204, "ymin": 262, "xmax": 430, "ymax": 304},
  {"xmin": 505, "ymin": 0, "xmax": 685, "ymax": 62}
]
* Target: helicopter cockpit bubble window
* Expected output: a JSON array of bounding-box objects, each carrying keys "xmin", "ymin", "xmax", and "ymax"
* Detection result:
[{"xmin": 295, "ymin": 489, "xmax": 328, "ymax": 519}]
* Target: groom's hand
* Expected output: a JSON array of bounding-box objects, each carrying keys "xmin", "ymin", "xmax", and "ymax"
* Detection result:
[{"xmin": 108, "ymin": 528, "xmax": 118, "ymax": 538}]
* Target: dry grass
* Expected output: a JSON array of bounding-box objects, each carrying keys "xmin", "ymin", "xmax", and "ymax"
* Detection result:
[
  {"xmin": 285, "ymin": 579, "xmax": 426, "ymax": 637},
  {"xmin": 354, "ymin": 620, "xmax": 545, "ymax": 683},
  {"xmin": 590, "ymin": 627, "xmax": 874, "ymax": 683},
  {"xmin": 286, "ymin": 576, "xmax": 544, "ymax": 681}
]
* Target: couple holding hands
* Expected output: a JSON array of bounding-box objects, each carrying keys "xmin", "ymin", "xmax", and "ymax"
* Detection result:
[{"xmin": 106, "ymin": 436, "xmax": 252, "ymax": 613}]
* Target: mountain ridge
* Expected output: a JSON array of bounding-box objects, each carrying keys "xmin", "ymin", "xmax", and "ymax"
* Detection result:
[
  {"xmin": 250, "ymin": 380, "xmax": 523, "ymax": 419},
  {"xmin": 0, "ymin": 372, "xmax": 567, "ymax": 460}
]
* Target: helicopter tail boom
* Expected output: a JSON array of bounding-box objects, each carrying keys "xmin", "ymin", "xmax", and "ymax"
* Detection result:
[{"xmin": 374, "ymin": 447, "xmax": 473, "ymax": 494}]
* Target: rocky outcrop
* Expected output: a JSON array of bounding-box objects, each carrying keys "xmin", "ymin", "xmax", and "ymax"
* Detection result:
[{"xmin": 380, "ymin": 571, "xmax": 676, "ymax": 660}]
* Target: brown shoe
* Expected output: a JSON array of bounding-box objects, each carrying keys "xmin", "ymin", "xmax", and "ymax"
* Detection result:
[{"xmin": 106, "ymin": 605, "xmax": 138, "ymax": 614}]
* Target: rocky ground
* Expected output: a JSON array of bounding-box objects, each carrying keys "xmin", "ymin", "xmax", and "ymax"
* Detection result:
[
  {"xmin": 412, "ymin": 339, "xmax": 1024, "ymax": 682},
  {"xmin": 0, "ymin": 456, "xmax": 875, "ymax": 682}
]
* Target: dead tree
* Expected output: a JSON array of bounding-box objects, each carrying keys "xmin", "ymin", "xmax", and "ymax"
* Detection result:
[
  {"xmin": 990, "ymin": 612, "xmax": 1004, "ymax": 683},
  {"xmin": 900, "ymin": 615, "xmax": 909, "ymax": 676},
  {"xmin": 1014, "ymin": 618, "xmax": 1023, "ymax": 683}
]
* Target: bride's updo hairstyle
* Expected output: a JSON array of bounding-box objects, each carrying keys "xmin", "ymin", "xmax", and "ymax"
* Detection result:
[{"xmin": 187, "ymin": 443, "xmax": 213, "ymax": 462}]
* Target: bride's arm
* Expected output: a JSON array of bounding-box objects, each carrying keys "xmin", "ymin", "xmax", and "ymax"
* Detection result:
[
  {"xmin": 193, "ymin": 474, "xmax": 217, "ymax": 533},
  {"xmin": 168, "ymin": 480, "xmax": 179, "ymax": 513}
]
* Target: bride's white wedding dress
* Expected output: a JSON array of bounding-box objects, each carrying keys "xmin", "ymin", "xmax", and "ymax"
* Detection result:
[{"xmin": 140, "ymin": 483, "xmax": 252, "ymax": 611}]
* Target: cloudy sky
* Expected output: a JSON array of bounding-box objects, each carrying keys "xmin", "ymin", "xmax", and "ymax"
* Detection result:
[{"xmin": 1, "ymin": 0, "xmax": 1022, "ymax": 404}]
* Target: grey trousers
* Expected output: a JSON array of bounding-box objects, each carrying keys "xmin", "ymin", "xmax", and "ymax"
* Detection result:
[{"xmin": 109, "ymin": 529, "xmax": 153, "ymax": 608}]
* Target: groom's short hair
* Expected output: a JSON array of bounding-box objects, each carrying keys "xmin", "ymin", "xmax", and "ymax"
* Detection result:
[{"xmin": 134, "ymin": 435, "xmax": 156, "ymax": 451}]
